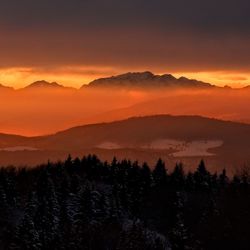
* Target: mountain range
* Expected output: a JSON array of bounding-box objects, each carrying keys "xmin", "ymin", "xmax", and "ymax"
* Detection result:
[
  {"xmin": 0, "ymin": 72, "xmax": 247, "ymax": 90},
  {"xmin": 84, "ymin": 71, "xmax": 215, "ymax": 89},
  {"xmin": 0, "ymin": 80, "xmax": 75, "ymax": 91}
]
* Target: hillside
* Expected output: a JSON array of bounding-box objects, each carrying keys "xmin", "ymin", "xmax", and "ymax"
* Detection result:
[
  {"xmin": 0, "ymin": 115, "xmax": 249, "ymax": 171},
  {"xmin": 38, "ymin": 115, "xmax": 249, "ymax": 150}
]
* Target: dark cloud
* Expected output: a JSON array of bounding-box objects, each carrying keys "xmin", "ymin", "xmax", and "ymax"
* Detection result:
[
  {"xmin": 1, "ymin": 0, "xmax": 249, "ymax": 32},
  {"xmin": 0, "ymin": 0, "xmax": 249, "ymax": 71}
]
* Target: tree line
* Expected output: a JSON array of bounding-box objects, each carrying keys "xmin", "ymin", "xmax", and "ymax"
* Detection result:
[{"xmin": 0, "ymin": 155, "xmax": 249, "ymax": 249}]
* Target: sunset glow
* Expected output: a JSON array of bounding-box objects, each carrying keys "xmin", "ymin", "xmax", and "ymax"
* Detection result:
[
  {"xmin": 1, "ymin": 1, "xmax": 250, "ymax": 249},
  {"xmin": 0, "ymin": 66, "xmax": 117, "ymax": 89}
]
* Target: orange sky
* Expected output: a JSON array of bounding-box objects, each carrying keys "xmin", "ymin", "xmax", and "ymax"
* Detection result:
[
  {"xmin": 0, "ymin": 1, "xmax": 249, "ymax": 90},
  {"xmin": 0, "ymin": 0, "xmax": 249, "ymax": 139}
]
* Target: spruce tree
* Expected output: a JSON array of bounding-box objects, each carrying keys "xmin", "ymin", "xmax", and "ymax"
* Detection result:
[{"xmin": 153, "ymin": 159, "xmax": 167, "ymax": 187}]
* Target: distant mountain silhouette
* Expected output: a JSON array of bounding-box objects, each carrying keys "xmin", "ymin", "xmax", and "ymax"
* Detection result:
[
  {"xmin": 24, "ymin": 80, "xmax": 65, "ymax": 89},
  {"xmin": 0, "ymin": 72, "xmax": 249, "ymax": 90},
  {"xmin": 82, "ymin": 71, "xmax": 215, "ymax": 89}
]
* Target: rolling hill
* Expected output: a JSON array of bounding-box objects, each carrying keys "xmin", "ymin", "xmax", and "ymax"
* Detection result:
[{"xmin": 0, "ymin": 115, "xmax": 249, "ymax": 172}]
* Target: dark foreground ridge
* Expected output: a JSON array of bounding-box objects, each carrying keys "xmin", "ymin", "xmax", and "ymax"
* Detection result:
[{"xmin": 0, "ymin": 155, "xmax": 249, "ymax": 250}]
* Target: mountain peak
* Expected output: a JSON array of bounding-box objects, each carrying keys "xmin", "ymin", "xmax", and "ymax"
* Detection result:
[
  {"xmin": 25, "ymin": 80, "xmax": 64, "ymax": 89},
  {"xmin": 114, "ymin": 71, "xmax": 155, "ymax": 80}
]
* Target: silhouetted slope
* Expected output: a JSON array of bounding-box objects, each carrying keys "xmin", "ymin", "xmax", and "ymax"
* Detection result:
[
  {"xmin": 35, "ymin": 115, "xmax": 250, "ymax": 150},
  {"xmin": 0, "ymin": 115, "xmax": 250, "ymax": 149},
  {"xmin": 0, "ymin": 115, "xmax": 250, "ymax": 169},
  {"xmin": 0, "ymin": 133, "xmax": 32, "ymax": 147}
]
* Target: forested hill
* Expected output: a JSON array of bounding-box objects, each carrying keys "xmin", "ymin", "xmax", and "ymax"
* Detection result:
[{"xmin": 0, "ymin": 155, "xmax": 250, "ymax": 250}]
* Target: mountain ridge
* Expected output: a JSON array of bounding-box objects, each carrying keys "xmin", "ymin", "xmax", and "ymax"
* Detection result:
[
  {"xmin": 82, "ymin": 71, "xmax": 216, "ymax": 89},
  {"xmin": 25, "ymin": 80, "xmax": 63, "ymax": 88},
  {"xmin": 0, "ymin": 114, "xmax": 249, "ymax": 141},
  {"xmin": 0, "ymin": 72, "xmax": 249, "ymax": 90}
]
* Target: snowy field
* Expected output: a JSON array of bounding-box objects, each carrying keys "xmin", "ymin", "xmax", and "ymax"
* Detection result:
[{"xmin": 97, "ymin": 139, "xmax": 223, "ymax": 157}]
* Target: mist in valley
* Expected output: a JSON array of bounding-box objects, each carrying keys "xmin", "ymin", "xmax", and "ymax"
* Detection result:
[{"xmin": 1, "ymin": 87, "xmax": 250, "ymax": 136}]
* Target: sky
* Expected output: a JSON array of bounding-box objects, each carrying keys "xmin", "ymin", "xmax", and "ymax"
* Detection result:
[{"xmin": 0, "ymin": 0, "xmax": 250, "ymax": 88}]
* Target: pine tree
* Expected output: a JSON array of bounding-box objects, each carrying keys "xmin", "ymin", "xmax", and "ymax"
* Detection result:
[
  {"xmin": 141, "ymin": 162, "xmax": 152, "ymax": 196},
  {"xmin": 170, "ymin": 192, "xmax": 192, "ymax": 250},
  {"xmin": 171, "ymin": 163, "xmax": 185, "ymax": 189},
  {"xmin": 10, "ymin": 214, "xmax": 41, "ymax": 250},
  {"xmin": 194, "ymin": 160, "xmax": 211, "ymax": 189},
  {"xmin": 73, "ymin": 185, "xmax": 94, "ymax": 249},
  {"xmin": 35, "ymin": 174, "xmax": 60, "ymax": 249},
  {"xmin": 170, "ymin": 213, "xmax": 189, "ymax": 250},
  {"xmin": 116, "ymin": 221, "xmax": 147, "ymax": 250},
  {"xmin": 10, "ymin": 192, "xmax": 41, "ymax": 250},
  {"xmin": 153, "ymin": 159, "xmax": 167, "ymax": 187},
  {"xmin": 186, "ymin": 172, "xmax": 195, "ymax": 190},
  {"xmin": 0, "ymin": 184, "xmax": 8, "ymax": 220}
]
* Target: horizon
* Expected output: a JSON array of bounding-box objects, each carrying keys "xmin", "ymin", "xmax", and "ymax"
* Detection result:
[
  {"xmin": 1, "ymin": 70, "xmax": 250, "ymax": 89},
  {"xmin": 0, "ymin": 71, "xmax": 250, "ymax": 89}
]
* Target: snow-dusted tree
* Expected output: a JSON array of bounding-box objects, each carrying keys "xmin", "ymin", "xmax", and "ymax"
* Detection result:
[
  {"xmin": 9, "ymin": 192, "xmax": 41, "ymax": 250},
  {"xmin": 72, "ymin": 184, "xmax": 93, "ymax": 249},
  {"xmin": 194, "ymin": 160, "xmax": 211, "ymax": 189},
  {"xmin": 10, "ymin": 213, "xmax": 41, "ymax": 250},
  {"xmin": 0, "ymin": 184, "xmax": 8, "ymax": 217},
  {"xmin": 117, "ymin": 221, "xmax": 171, "ymax": 250},
  {"xmin": 35, "ymin": 173, "xmax": 60, "ymax": 249},
  {"xmin": 170, "ymin": 192, "xmax": 193, "ymax": 250}
]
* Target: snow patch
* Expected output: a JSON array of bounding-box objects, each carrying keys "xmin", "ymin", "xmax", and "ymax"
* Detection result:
[
  {"xmin": 96, "ymin": 142, "xmax": 122, "ymax": 149},
  {"xmin": 144, "ymin": 139, "xmax": 223, "ymax": 157},
  {"xmin": 143, "ymin": 139, "xmax": 185, "ymax": 150},
  {"xmin": 96, "ymin": 139, "xmax": 223, "ymax": 157},
  {"xmin": 172, "ymin": 140, "xmax": 223, "ymax": 157}
]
